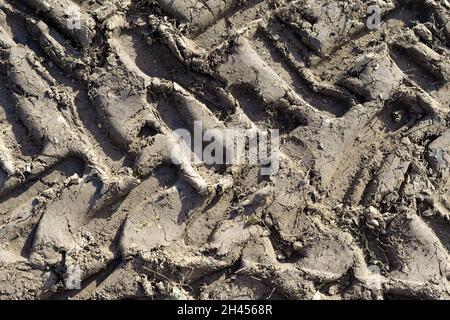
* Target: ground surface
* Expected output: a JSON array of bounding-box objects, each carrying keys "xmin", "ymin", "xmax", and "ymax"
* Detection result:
[{"xmin": 0, "ymin": 0, "xmax": 449, "ymax": 300}]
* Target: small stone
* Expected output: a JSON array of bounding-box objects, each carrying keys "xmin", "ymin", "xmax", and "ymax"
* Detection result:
[
  {"xmin": 292, "ymin": 242, "xmax": 303, "ymax": 253},
  {"xmin": 277, "ymin": 253, "xmax": 286, "ymax": 261},
  {"xmin": 312, "ymin": 291, "xmax": 322, "ymax": 300},
  {"xmin": 422, "ymin": 209, "xmax": 435, "ymax": 217},
  {"xmin": 156, "ymin": 281, "xmax": 166, "ymax": 294},
  {"xmin": 64, "ymin": 173, "xmax": 81, "ymax": 186},
  {"xmin": 42, "ymin": 188, "xmax": 56, "ymax": 199},
  {"xmin": 368, "ymin": 219, "xmax": 380, "ymax": 228}
]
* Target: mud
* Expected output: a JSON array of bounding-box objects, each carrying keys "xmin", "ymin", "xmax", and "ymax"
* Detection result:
[{"xmin": 0, "ymin": 0, "xmax": 449, "ymax": 300}]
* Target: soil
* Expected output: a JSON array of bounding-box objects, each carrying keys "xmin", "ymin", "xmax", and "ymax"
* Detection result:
[{"xmin": 0, "ymin": 0, "xmax": 449, "ymax": 300}]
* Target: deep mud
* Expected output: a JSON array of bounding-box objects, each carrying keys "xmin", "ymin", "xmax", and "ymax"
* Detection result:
[{"xmin": 0, "ymin": 0, "xmax": 449, "ymax": 300}]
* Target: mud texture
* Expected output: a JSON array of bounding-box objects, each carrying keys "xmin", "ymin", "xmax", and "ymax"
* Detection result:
[{"xmin": 0, "ymin": 0, "xmax": 449, "ymax": 300}]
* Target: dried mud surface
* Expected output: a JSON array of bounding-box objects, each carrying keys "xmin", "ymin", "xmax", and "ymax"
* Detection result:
[{"xmin": 0, "ymin": 0, "xmax": 449, "ymax": 300}]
